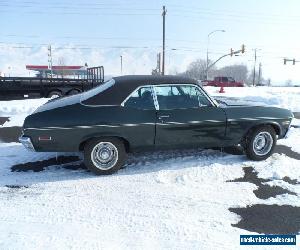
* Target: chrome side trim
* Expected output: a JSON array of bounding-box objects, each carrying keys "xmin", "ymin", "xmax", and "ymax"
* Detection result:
[
  {"xmin": 24, "ymin": 123, "xmax": 156, "ymax": 131},
  {"xmin": 228, "ymin": 117, "xmax": 284, "ymax": 122},
  {"xmin": 24, "ymin": 119, "xmax": 225, "ymax": 131}
]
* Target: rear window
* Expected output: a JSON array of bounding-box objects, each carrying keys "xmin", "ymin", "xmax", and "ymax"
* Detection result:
[{"xmin": 80, "ymin": 79, "xmax": 115, "ymax": 102}]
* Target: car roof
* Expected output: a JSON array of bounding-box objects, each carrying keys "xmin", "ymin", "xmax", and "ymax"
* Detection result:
[
  {"xmin": 112, "ymin": 75, "xmax": 197, "ymax": 86},
  {"xmin": 82, "ymin": 75, "xmax": 198, "ymax": 106}
]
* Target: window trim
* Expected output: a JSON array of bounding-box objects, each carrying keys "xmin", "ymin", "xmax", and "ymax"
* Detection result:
[
  {"xmin": 120, "ymin": 85, "xmax": 158, "ymax": 110},
  {"xmin": 121, "ymin": 83, "xmax": 217, "ymax": 110},
  {"xmin": 153, "ymin": 84, "xmax": 217, "ymax": 110}
]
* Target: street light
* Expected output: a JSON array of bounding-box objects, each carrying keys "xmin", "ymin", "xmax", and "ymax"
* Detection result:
[
  {"xmin": 206, "ymin": 29, "xmax": 225, "ymax": 80},
  {"xmin": 120, "ymin": 55, "xmax": 123, "ymax": 75}
]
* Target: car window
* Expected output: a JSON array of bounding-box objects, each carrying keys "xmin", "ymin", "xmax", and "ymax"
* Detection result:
[
  {"xmin": 123, "ymin": 86, "xmax": 155, "ymax": 110},
  {"xmin": 154, "ymin": 85, "xmax": 211, "ymax": 110},
  {"xmin": 222, "ymin": 77, "xmax": 228, "ymax": 82}
]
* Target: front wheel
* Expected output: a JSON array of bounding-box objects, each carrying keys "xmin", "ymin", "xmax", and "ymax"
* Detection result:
[
  {"xmin": 244, "ymin": 126, "xmax": 277, "ymax": 161},
  {"xmin": 84, "ymin": 138, "xmax": 126, "ymax": 175}
]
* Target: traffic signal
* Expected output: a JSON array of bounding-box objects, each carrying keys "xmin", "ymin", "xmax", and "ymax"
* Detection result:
[
  {"xmin": 241, "ymin": 44, "xmax": 245, "ymax": 53},
  {"xmin": 284, "ymin": 59, "xmax": 287, "ymax": 65},
  {"xmin": 293, "ymin": 59, "xmax": 296, "ymax": 65},
  {"xmin": 230, "ymin": 48, "xmax": 234, "ymax": 56}
]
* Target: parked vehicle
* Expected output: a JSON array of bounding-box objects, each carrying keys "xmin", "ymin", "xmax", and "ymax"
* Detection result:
[
  {"xmin": 19, "ymin": 75, "xmax": 293, "ymax": 175},
  {"xmin": 203, "ymin": 76, "xmax": 244, "ymax": 87},
  {"xmin": 0, "ymin": 66, "xmax": 104, "ymax": 100}
]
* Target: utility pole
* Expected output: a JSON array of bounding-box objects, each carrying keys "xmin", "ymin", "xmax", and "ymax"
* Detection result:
[
  {"xmin": 120, "ymin": 55, "xmax": 123, "ymax": 75},
  {"xmin": 162, "ymin": 6, "xmax": 167, "ymax": 75},
  {"xmin": 157, "ymin": 53, "xmax": 161, "ymax": 74},
  {"xmin": 258, "ymin": 63, "xmax": 262, "ymax": 85},
  {"xmin": 48, "ymin": 45, "xmax": 53, "ymax": 78},
  {"xmin": 252, "ymin": 49, "xmax": 257, "ymax": 86}
]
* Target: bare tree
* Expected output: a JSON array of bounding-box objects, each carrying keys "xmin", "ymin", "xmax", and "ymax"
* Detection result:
[
  {"xmin": 183, "ymin": 59, "xmax": 215, "ymax": 80},
  {"xmin": 213, "ymin": 64, "xmax": 248, "ymax": 83}
]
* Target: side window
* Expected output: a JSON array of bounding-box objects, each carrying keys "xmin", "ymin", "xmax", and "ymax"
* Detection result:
[
  {"xmin": 123, "ymin": 87, "xmax": 155, "ymax": 110},
  {"xmin": 154, "ymin": 85, "xmax": 211, "ymax": 110},
  {"xmin": 222, "ymin": 77, "xmax": 228, "ymax": 82}
]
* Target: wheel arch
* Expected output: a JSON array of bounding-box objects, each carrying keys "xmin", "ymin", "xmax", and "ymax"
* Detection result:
[
  {"xmin": 241, "ymin": 121, "xmax": 281, "ymax": 144},
  {"xmin": 79, "ymin": 135, "xmax": 130, "ymax": 153}
]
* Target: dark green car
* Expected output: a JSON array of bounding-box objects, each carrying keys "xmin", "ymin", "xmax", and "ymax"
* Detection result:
[{"xmin": 19, "ymin": 75, "xmax": 293, "ymax": 175}]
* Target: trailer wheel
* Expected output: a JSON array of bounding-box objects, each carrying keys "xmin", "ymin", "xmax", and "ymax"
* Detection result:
[
  {"xmin": 68, "ymin": 89, "xmax": 80, "ymax": 96},
  {"xmin": 48, "ymin": 91, "xmax": 62, "ymax": 98}
]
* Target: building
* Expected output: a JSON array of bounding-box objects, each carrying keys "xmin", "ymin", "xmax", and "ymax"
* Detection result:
[{"xmin": 26, "ymin": 65, "xmax": 88, "ymax": 78}]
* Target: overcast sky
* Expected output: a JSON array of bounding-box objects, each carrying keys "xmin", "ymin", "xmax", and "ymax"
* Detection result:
[{"xmin": 1, "ymin": 0, "xmax": 300, "ymax": 83}]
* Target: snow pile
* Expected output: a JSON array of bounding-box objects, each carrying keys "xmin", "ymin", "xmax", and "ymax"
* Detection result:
[
  {"xmin": 205, "ymin": 86, "xmax": 300, "ymax": 112},
  {"xmin": 0, "ymin": 99, "xmax": 48, "ymax": 127},
  {"xmin": 277, "ymin": 127, "xmax": 300, "ymax": 154}
]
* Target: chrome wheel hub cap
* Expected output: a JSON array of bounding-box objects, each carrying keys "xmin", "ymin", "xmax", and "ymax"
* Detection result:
[
  {"xmin": 253, "ymin": 132, "xmax": 273, "ymax": 156},
  {"xmin": 91, "ymin": 142, "xmax": 118, "ymax": 170}
]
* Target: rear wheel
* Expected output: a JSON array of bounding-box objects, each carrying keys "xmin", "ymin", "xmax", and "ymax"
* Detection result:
[
  {"xmin": 68, "ymin": 89, "xmax": 80, "ymax": 96},
  {"xmin": 244, "ymin": 126, "xmax": 277, "ymax": 161},
  {"xmin": 48, "ymin": 91, "xmax": 62, "ymax": 98},
  {"xmin": 84, "ymin": 138, "xmax": 126, "ymax": 175}
]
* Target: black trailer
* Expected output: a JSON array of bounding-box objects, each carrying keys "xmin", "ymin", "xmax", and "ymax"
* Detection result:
[{"xmin": 0, "ymin": 66, "xmax": 104, "ymax": 100}]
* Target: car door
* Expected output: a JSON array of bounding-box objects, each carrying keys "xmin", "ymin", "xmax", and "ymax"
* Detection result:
[
  {"xmin": 121, "ymin": 86, "xmax": 157, "ymax": 150},
  {"xmin": 154, "ymin": 84, "xmax": 227, "ymax": 149}
]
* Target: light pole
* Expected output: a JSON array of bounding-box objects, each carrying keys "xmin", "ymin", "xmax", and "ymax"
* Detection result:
[
  {"xmin": 206, "ymin": 29, "xmax": 225, "ymax": 80},
  {"xmin": 120, "ymin": 55, "xmax": 123, "ymax": 75}
]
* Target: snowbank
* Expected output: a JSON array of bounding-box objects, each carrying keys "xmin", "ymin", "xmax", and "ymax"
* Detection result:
[
  {"xmin": 205, "ymin": 86, "xmax": 300, "ymax": 112},
  {"xmin": 1, "ymin": 87, "xmax": 300, "ymax": 127},
  {"xmin": 0, "ymin": 98, "xmax": 48, "ymax": 127}
]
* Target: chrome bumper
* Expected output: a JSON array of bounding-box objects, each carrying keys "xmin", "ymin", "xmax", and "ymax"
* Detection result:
[{"xmin": 19, "ymin": 136, "xmax": 35, "ymax": 151}]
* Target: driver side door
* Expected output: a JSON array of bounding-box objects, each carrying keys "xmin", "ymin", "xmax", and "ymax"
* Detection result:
[{"xmin": 154, "ymin": 84, "xmax": 227, "ymax": 149}]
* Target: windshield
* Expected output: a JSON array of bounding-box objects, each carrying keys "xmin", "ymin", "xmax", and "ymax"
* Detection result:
[{"xmin": 80, "ymin": 79, "xmax": 115, "ymax": 102}]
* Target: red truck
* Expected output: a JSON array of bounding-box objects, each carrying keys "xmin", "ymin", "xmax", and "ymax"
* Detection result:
[{"xmin": 202, "ymin": 76, "xmax": 244, "ymax": 87}]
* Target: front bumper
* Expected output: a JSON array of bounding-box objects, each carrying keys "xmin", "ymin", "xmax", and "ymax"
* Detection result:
[
  {"xmin": 19, "ymin": 135, "xmax": 35, "ymax": 151},
  {"xmin": 284, "ymin": 124, "xmax": 292, "ymax": 139}
]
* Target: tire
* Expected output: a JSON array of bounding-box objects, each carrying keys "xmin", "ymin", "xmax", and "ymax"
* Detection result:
[
  {"xmin": 244, "ymin": 125, "xmax": 277, "ymax": 161},
  {"xmin": 68, "ymin": 89, "xmax": 80, "ymax": 96},
  {"xmin": 48, "ymin": 91, "xmax": 62, "ymax": 98},
  {"xmin": 84, "ymin": 138, "xmax": 126, "ymax": 175}
]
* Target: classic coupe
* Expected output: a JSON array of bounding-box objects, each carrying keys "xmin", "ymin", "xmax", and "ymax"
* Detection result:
[{"xmin": 19, "ymin": 75, "xmax": 293, "ymax": 175}]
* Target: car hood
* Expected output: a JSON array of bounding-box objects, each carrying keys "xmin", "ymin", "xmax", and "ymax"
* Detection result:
[
  {"xmin": 33, "ymin": 94, "xmax": 82, "ymax": 114},
  {"xmin": 214, "ymin": 97, "xmax": 259, "ymax": 107},
  {"xmin": 222, "ymin": 105, "xmax": 294, "ymax": 121}
]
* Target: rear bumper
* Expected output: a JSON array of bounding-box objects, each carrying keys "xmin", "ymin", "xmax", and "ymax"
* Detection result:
[{"xmin": 19, "ymin": 135, "xmax": 35, "ymax": 151}]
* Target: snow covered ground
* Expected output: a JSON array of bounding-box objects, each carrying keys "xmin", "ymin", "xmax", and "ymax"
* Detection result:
[
  {"xmin": 0, "ymin": 87, "xmax": 299, "ymax": 249},
  {"xmin": 0, "ymin": 143, "xmax": 299, "ymax": 249}
]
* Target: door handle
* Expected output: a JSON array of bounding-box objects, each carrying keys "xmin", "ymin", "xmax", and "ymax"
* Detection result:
[
  {"xmin": 158, "ymin": 115, "xmax": 170, "ymax": 119},
  {"xmin": 158, "ymin": 115, "xmax": 170, "ymax": 123}
]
